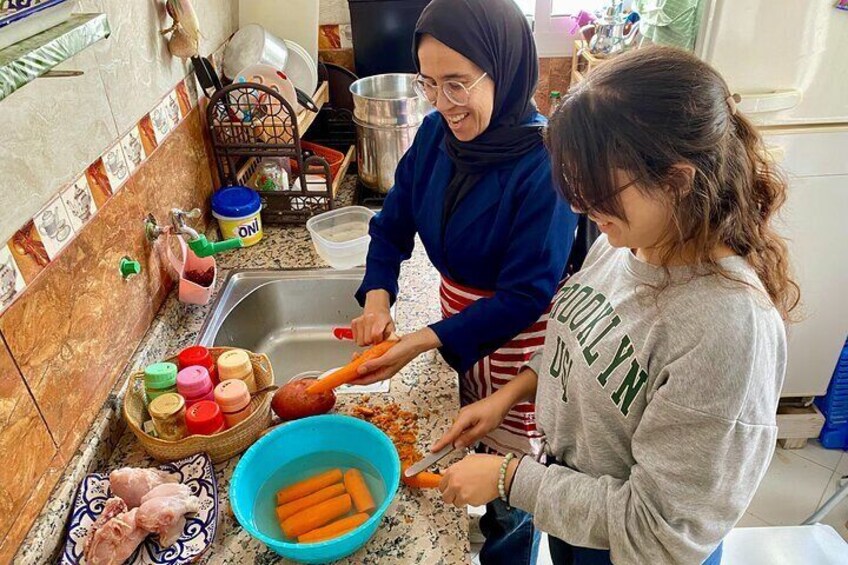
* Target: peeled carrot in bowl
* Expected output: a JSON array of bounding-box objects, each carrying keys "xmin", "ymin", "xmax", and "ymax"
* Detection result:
[
  {"xmin": 306, "ymin": 340, "xmax": 398, "ymax": 394},
  {"xmin": 344, "ymin": 468, "xmax": 376, "ymax": 514},
  {"xmin": 276, "ymin": 483, "xmax": 346, "ymax": 522},
  {"xmin": 277, "ymin": 469, "xmax": 343, "ymax": 505},
  {"xmin": 281, "ymin": 493, "xmax": 352, "ymax": 538},
  {"xmin": 298, "ymin": 512, "xmax": 370, "ymax": 543}
]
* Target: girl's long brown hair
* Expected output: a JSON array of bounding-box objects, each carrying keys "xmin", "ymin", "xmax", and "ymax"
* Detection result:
[{"xmin": 549, "ymin": 46, "xmax": 799, "ymax": 320}]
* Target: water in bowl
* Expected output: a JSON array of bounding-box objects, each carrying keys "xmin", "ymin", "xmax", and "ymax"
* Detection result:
[
  {"xmin": 253, "ymin": 451, "xmax": 388, "ymax": 541},
  {"xmin": 320, "ymin": 222, "xmax": 369, "ymax": 243}
]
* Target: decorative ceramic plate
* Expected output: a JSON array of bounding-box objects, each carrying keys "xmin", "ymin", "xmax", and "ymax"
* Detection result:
[{"xmin": 60, "ymin": 453, "xmax": 219, "ymax": 565}]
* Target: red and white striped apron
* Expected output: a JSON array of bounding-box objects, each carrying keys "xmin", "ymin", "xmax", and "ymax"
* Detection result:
[{"xmin": 439, "ymin": 276, "xmax": 550, "ymax": 456}]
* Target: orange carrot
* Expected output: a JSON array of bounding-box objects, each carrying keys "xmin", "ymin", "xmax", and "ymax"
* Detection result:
[
  {"xmin": 281, "ymin": 494, "xmax": 352, "ymax": 538},
  {"xmin": 344, "ymin": 468, "xmax": 376, "ymax": 514},
  {"xmin": 402, "ymin": 470, "xmax": 442, "ymax": 489},
  {"xmin": 307, "ymin": 340, "xmax": 398, "ymax": 394},
  {"xmin": 297, "ymin": 512, "xmax": 369, "ymax": 543},
  {"xmin": 276, "ymin": 469, "xmax": 343, "ymax": 505},
  {"xmin": 276, "ymin": 483, "xmax": 346, "ymax": 521}
]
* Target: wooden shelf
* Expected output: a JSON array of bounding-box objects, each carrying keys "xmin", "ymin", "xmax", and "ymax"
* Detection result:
[
  {"xmin": 296, "ymin": 81, "xmax": 329, "ymax": 134},
  {"xmin": 0, "ymin": 13, "xmax": 110, "ymax": 101},
  {"xmin": 332, "ymin": 145, "xmax": 355, "ymax": 197}
]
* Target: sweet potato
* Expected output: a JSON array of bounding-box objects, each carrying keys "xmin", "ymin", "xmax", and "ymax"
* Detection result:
[{"xmin": 272, "ymin": 378, "xmax": 336, "ymax": 421}]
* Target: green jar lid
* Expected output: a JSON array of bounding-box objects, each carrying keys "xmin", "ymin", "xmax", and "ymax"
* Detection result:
[{"xmin": 145, "ymin": 362, "xmax": 178, "ymax": 390}]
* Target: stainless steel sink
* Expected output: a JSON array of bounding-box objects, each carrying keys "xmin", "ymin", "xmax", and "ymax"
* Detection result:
[{"xmin": 197, "ymin": 269, "xmax": 378, "ymax": 385}]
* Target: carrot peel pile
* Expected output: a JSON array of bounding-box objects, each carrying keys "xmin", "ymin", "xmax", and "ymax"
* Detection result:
[{"xmin": 307, "ymin": 339, "xmax": 398, "ymax": 394}]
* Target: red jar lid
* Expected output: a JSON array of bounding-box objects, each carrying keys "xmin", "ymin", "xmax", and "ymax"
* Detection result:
[
  {"xmin": 178, "ymin": 346, "xmax": 214, "ymax": 370},
  {"xmin": 185, "ymin": 400, "xmax": 225, "ymax": 435}
]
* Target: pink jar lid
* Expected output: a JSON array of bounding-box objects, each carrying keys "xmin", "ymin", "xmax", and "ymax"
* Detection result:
[
  {"xmin": 214, "ymin": 379, "xmax": 251, "ymax": 412},
  {"xmin": 177, "ymin": 365, "xmax": 213, "ymax": 398}
]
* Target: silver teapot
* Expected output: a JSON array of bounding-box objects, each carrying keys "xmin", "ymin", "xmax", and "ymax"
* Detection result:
[{"xmin": 580, "ymin": 1, "xmax": 640, "ymax": 55}]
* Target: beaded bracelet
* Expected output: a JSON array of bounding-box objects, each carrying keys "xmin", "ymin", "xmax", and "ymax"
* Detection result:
[{"xmin": 498, "ymin": 452, "xmax": 516, "ymax": 506}]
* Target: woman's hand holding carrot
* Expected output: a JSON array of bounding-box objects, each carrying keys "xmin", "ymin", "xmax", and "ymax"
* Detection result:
[{"xmin": 346, "ymin": 328, "xmax": 442, "ymax": 386}]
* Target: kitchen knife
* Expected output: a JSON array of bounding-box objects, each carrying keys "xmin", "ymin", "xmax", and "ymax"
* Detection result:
[{"xmin": 404, "ymin": 444, "xmax": 454, "ymax": 478}]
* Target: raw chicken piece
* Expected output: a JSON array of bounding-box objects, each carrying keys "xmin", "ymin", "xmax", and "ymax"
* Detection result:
[
  {"xmin": 84, "ymin": 508, "xmax": 148, "ymax": 565},
  {"xmin": 140, "ymin": 482, "xmax": 192, "ymax": 504},
  {"xmin": 83, "ymin": 497, "xmax": 128, "ymax": 560},
  {"xmin": 136, "ymin": 492, "xmax": 201, "ymax": 547},
  {"xmin": 109, "ymin": 467, "xmax": 177, "ymax": 508}
]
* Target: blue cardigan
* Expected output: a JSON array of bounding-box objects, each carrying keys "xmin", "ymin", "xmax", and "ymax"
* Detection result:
[{"xmin": 356, "ymin": 112, "xmax": 577, "ymax": 374}]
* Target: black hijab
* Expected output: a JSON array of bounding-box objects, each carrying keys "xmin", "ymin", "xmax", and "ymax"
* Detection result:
[{"xmin": 413, "ymin": 0, "xmax": 544, "ymax": 224}]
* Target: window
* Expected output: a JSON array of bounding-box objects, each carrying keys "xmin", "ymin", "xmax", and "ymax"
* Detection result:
[{"xmin": 514, "ymin": 0, "xmax": 613, "ymax": 56}]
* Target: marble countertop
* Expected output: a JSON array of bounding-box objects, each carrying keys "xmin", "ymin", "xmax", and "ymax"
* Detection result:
[{"xmin": 18, "ymin": 179, "xmax": 469, "ymax": 564}]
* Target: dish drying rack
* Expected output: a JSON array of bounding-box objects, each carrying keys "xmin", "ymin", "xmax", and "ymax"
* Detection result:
[{"xmin": 206, "ymin": 81, "xmax": 353, "ymax": 225}]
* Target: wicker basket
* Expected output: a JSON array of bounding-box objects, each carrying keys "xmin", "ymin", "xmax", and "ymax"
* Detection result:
[{"xmin": 123, "ymin": 347, "xmax": 274, "ymax": 463}]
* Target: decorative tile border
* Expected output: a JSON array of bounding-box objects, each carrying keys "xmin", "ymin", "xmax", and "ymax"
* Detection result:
[{"xmin": 0, "ymin": 76, "xmax": 199, "ymax": 317}]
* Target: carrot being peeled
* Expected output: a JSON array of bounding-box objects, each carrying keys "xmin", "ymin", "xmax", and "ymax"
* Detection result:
[
  {"xmin": 281, "ymin": 494, "xmax": 352, "ymax": 538},
  {"xmin": 276, "ymin": 469, "xmax": 343, "ymax": 505},
  {"xmin": 344, "ymin": 468, "xmax": 376, "ymax": 514},
  {"xmin": 307, "ymin": 340, "xmax": 398, "ymax": 394},
  {"xmin": 297, "ymin": 512, "xmax": 369, "ymax": 543},
  {"xmin": 402, "ymin": 469, "xmax": 442, "ymax": 489},
  {"xmin": 276, "ymin": 483, "xmax": 346, "ymax": 521}
]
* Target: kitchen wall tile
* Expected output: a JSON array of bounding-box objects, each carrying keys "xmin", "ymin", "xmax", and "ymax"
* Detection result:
[
  {"xmin": 320, "ymin": 0, "xmax": 351, "ymax": 24},
  {"xmin": 0, "ymin": 338, "xmax": 57, "ymax": 546},
  {"xmin": 77, "ymin": 0, "xmax": 191, "ymax": 135},
  {"xmin": 150, "ymin": 99, "xmax": 174, "ymax": 144},
  {"xmin": 121, "ymin": 125, "xmax": 146, "ymax": 174},
  {"xmin": 139, "ymin": 114, "xmax": 159, "ymax": 157},
  {"xmin": 0, "ymin": 49, "xmax": 118, "ymax": 245},
  {"xmin": 7, "ymin": 221, "xmax": 48, "ymax": 283},
  {"xmin": 0, "ymin": 109, "xmax": 214, "ymax": 454},
  {"xmin": 85, "ymin": 159, "xmax": 113, "ymax": 207},
  {"xmin": 176, "ymin": 80, "xmax": 192, "ymax": 118},
  {"xmin": 0, "ymin": 450, "xmax": 66, "ymax": 565},
  {"xmin": 32, "ymin": 197, "xmax": 75, "ymax": 260},
  {"xmin": 0, "ymin": 246, "xmax": 25, "ymax": 313},
  {"xmin": 60, "ymin": 178, "xmax": 97, "ymax": 232},
  {"xmin": 319, "ymin": 24, "xmax": 342, "ymax": 50},
  {"xmin": 102, "ymin": 143, "xmax": 131, "ymax": 192},
  {"xmin": 195, "ymin": 0, "xmax": 238, "ymax": 57}
]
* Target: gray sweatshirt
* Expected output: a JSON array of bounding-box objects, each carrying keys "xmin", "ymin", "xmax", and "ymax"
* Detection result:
[{"xmin": 510, "ymin": 235, "xmax": 786, "ymax": 564}]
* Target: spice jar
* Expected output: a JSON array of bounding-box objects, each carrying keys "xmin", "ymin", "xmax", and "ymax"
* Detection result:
[
  {"xmin": 214, "ymin": 379, "xmax": 254, "ymax": 428},
  {"xmin": 185, "ymin": 400, "xmax": 226, "ymax": 436},
  {"xmin": 148, "ymin": 393, "xmax": 187, "ymax": 441},
  {"xmin": 178, "ymin": 345, "xmax": 218, "ymax": 385},
  {"xmin": 177, "ymin": 365, "xmax": 215, "ymax": 408},
  {"xmin": 217, "ymin": 349, "xmax": 256, "ymax": 393},
  {"xmin": 144, "ymin": 362, "xmax": 178, "ymax": 402}
]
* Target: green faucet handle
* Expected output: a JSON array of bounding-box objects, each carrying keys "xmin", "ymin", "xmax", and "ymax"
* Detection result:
[
  {"xmin": 187, "ymin": 234, "xmax": 244, "ymax": 258},
  {"xmin": 120, "ymin": 256, "xmax": 142, "ymax": 279}
]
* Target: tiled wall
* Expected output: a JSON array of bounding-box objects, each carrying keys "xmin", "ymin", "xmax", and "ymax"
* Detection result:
[{"xmin": 0, "ymin": 0, "xmax": 238, "ymax": 559}]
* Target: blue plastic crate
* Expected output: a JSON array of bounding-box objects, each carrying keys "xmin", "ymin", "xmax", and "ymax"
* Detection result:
[{"xmin": 817, "ymin": 338, "xmax": 848, "ymax": 449}]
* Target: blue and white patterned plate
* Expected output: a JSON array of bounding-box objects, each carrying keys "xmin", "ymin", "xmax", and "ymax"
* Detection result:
[{"xmin": 60, "ymin": 453, "xmax": 219, "ymax": 565}]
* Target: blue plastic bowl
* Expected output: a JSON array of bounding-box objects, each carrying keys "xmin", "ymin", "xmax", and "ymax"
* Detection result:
[{"xmin": 230, "ymin": 415, "xmax": 400, "ymax": 563}]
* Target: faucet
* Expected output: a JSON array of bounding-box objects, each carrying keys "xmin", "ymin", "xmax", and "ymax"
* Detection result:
[{"xmin": 145, "ymin": 208, "xmax": 243, "ymax": 258}]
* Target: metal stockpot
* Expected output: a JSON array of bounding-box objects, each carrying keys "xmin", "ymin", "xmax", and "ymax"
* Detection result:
[{"xmin": 350, "ymin": 74, "xmax": 430, "ymax": 193}]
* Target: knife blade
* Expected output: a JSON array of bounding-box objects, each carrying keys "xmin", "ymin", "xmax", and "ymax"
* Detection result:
[{"xmin": 404, "ymin": 444, "xmax": 454, "ymax": 478}]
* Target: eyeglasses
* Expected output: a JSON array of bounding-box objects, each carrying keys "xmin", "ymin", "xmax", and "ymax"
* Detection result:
[
  {"xmin": 413, "ymin": 72, "xmax": 488, "ymax": 106},
  {"xmin": 566, "ymin": 174, "xmax": 641, "ymax": 215}
]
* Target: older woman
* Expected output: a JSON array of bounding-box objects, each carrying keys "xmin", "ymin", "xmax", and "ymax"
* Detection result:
[{"xmin": 349, "ymin": 0, "xmax": 577, "ymax": 562}]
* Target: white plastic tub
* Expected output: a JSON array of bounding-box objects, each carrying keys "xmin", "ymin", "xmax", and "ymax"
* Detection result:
[{"xmin": 306, "ymin": 206, "xmax": 375, "ymax": 269}]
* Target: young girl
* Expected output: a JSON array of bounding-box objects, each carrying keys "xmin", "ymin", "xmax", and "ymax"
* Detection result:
[{"xmin": 431, "ymin": 46, "xmax": 798, "ymax": 564}]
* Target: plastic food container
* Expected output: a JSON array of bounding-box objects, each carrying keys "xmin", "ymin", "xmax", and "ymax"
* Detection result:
[
  {"xmin": 217, "ymin": 349, "xmax": 257, "ymax": 393},
  {"xmin": 306, "ymin": 206, "xmax": 376, "ymax": 269},
  {"xmin": 176, "ymin": 366, "xmax": 216, "ymax": 408},
  {"xmin": 185, "ymin": 400, "xmax": 226, "ymax": 436},
  {"xmin": 214, "ymin": 379, "xmax": 254, "ymax": 428},
  {"xmin": 178, "ymin": 345, "xmax": 219, "ymax": 385},
  {"xmin": 144, "ymin": 362, "xmax": 178, "ymax": 402},
  {"xmin": 212, "ymin": 186, "xmax": 263, "ymax": 247}
]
